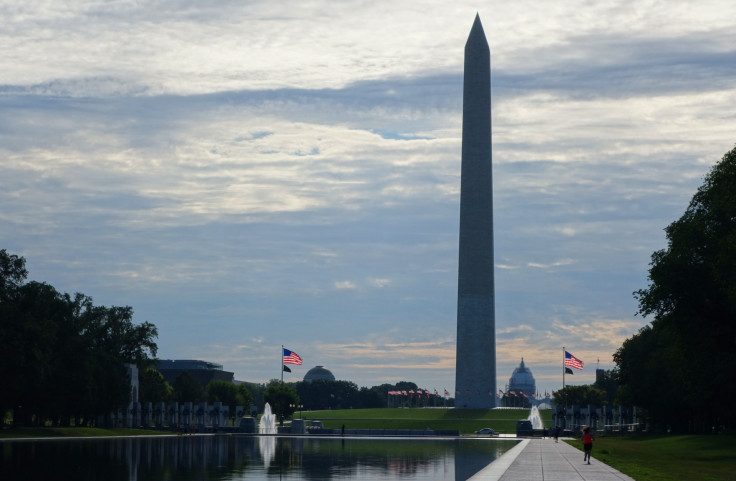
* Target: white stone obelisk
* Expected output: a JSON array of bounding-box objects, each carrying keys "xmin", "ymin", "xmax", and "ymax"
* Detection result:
[{"xmin": 454, "ymin": 14, "xmax": 496, "ymax": 409}]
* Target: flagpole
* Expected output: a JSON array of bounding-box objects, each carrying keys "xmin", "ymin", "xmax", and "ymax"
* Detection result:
[
  {"xmin": 281, "ymin": 345, "xmax": 284, "ymax": 384},
  {"xmin": 562, "ymin": 346, "xmax": 565, "ymax": 389}
]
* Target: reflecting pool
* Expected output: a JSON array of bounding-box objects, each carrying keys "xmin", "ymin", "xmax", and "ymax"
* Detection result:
[{"xmin": 1, "ymin": 435, "xmax": 517, "ymax": 480}]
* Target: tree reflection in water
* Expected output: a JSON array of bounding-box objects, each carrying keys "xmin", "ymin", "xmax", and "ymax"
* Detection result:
[{"xmin": 0, "ymin": 436, "xmax": 517, "ymax": 480}]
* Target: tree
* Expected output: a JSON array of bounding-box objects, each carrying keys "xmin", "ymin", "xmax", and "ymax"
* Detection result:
[
  {"xmin": 264, "ymin": 381, "xmax": 299, "ymax": 425},
  {"xmin": 206, "ymin": 380, "xmax": 237, "ymax": 405},
  {"xmin": 592, "ymin": 369, "xmax": 619, "ymax": 407},
  {"xmin": 1, "ymin": 279, "xmax": 70, "ymax": 424},
  {"xmin": 613, "ymin": 325, "xmax": 682, "ymax": 430},
  {"xmin": 139, "ymin": 368, "xmax": 173, "ymax": 403},
  {"xmin": 552, "ymin": 385, "xmax": 606, "ymax": 408},
  {"xmin": 617, "ymin": 144, "xmax": 736, "ymax": 432},
  {"xmin": 0, "ymin": 250, "xmax": 159, "ymax": 426},
  {"xmin": 237, "ymin": 384, "xmax": 254, "ymax": 412},
  {"xmin": 205, "ymin": 381, "xmax": 253, "ymax": 418},
  {"xmin": 172, "ymin": 372, "xmax": 205, "ymax": 403},
  {"xmin": 242, "ymin": 382, "xmax": 264, "ymax": 412},
  {"xmin": 356, "ymin": 386, "xmax": 384, "ymax": 408},
  {"xmin": 0, "ymin": 249, "xmax": 27, "ymax": 295},
  {"xmin": 296, "ymin": 379, "xmax": 360, "ymax": 411}
]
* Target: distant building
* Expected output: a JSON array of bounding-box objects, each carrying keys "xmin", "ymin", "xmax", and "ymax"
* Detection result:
[
  {"xmin": 508, "ymin": 358, "xmax": 536, "ymax": 397},
  {"xmin": 156, "ymin": 359, "xmax": 234, "ymax": 387},
  {"xmin": 303, "ymin": 365, "xmax": 336, "ymax": 382}
]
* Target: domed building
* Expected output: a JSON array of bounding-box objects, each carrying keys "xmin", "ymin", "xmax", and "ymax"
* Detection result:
[
  {"xmin": 508, "ymin": 358, "xmax": 536, "ymax": 397},
  {"xmin": 303, "ymin": 365, "xmax": 336, "ymax": 382}
]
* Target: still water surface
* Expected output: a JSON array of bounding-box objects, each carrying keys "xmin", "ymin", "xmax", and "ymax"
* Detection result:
[{"xmin": 1, "ymin": 435, "xmax": 516, "ymax": 480}]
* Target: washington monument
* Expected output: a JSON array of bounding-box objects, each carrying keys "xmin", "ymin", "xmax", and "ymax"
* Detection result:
[{"xmin": 454, "ymin": 14, "xmax": 496, "ymax": 409}]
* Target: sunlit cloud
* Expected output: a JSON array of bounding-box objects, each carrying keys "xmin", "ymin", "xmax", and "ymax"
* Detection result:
[
  {"xmin": 2, "ymin": 0, "xmax": 734, "ymax": 395},
  {"xmin": 527, "ymin": 259, "xmax": 576, "ymax": 269},
  {"xmin": 368, "ymin": 278, "xmax": 391, "ymax": 288}
]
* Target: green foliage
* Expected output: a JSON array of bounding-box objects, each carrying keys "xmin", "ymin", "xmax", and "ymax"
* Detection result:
[
  {"xmin": 0, "ymin": 250, "xmax": 158, "ymax": 426},
  {"xmin": 552, "ymin": 385, "xmax": 606, "ymax": 407},
  {"xmin": 206, "ymin": 380, "xmax": 237, "ymax": 405},
  {"xmin": 139, "ymin": 368, "xmax": 172, "ymax": 403},
  {"xmin": 294, "ymin": 380, "xmax": 444, "ymax": 410},
  {"xmin": 617, "ymin": 144, "xmax": 736, "ymax": 432},
  {"xmin": 205, "ymin": 380, "xmax": 252, "ymax": 411},
  {"xmin": 357, "ymin": 386, "xmax": 385, "ymax": 408},
  {"xmin": 264, "ymin": 381, "xmax": 299, "ymax": 425},
  {"xmin": 172, "ymin": 372, "xmax": 205, "ymax": 403},
  {"xmin": 0, "ymin": 249, "xmax": 27, "ymax": 294},
  {"xmin": 592, "ymin": 369, "xmax": 619, "ymax": 406},
  {"xmin": 296, "ymin": 379, "xmax": 359, "ymax": 410},
  {"xmin": 242, "ymin": 382, "xmax": 264, "ymax": 412},
  {"xmin": 237, "ymin": 384, "xmax": 253, "ymax": 411}
]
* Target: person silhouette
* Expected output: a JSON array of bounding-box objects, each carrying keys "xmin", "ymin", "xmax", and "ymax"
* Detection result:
[{"xmin": 582, "ymin": 426, "xmax": 593, "ymax": 464}]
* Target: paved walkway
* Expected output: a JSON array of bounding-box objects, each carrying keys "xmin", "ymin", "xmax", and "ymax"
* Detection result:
[{"xmin": 470, "ymin": 438, "xmax": 635, "ymax": 481}]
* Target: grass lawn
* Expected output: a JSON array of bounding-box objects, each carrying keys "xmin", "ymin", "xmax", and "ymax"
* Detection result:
[
  {"xmin": 298, "ymin": 407, "xmax": 552, "ymax": 434},
  {"xmin": 0, "ymin": 426, "xmax": 170, "ymax": 439},
  {"xmin": 0, "ymin": 407, "xmax": 552, "ymax": 438},
  {"xmin": 566, "ymin": 434, "xmax": 736, "ymax": 481}
]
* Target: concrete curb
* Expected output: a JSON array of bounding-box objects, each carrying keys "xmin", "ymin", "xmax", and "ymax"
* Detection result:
[{"xmin": 468, "ymin": 439, "xmax": 530, "ymax": 480}]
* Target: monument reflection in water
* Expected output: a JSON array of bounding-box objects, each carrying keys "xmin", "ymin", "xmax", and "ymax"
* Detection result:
[{"xmin": 1, "ymin": 436, "xmax": 516, "ymax": 480}]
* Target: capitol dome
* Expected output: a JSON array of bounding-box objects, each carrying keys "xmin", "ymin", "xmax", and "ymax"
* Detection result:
[
  {"xmin": 303, "ymin": 365, "xmax": 336, "ymax": 382},
  {"xmin": 508, "ymin": 358, "xmax": 536, "ymax": 396}
]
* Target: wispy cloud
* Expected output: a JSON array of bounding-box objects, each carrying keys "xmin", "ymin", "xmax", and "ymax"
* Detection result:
[{"xmin": 2, "ymin": 0, "xmax": 734, "ymax": 394}]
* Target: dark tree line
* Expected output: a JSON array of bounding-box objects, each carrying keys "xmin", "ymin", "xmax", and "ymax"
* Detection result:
[
  {"xmin": 295, "ymin": 379, "xmax": 379, "ymax": 411},
  {"xmin": 294, "ymin": 380, "xmax": 445, "ymax": 411},
  {"xmin": 552, "ymin": 385, "xmax": 607, "ymax": 408},
  {"xmin": 615, "ymin": 145, "xmax": 736, "ymax": 433},
  {"xmin": 0, "ymin": 250, "xmax": 158, "ymax": 427},
  {"xmin": 261, "ymin": 379, "xmax": 446, "ymax": 424},
  {"xmin": 139, "ymin": 368, "xmax": 253, "ymax": 414}
]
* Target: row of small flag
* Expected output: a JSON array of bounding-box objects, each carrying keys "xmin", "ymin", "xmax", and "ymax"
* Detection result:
[
  {"xmin": 388, "ymin": 389, "xmax": 448, "ymax": 397},
  {"xmin": 387, "ymin": 389, "xmax": 556, "ymax": 398}
]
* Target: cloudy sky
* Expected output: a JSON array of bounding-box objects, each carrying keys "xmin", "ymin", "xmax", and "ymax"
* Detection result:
[{"xmin": 3, "ymin": 0, "xmax": 736, "ymax": 398}]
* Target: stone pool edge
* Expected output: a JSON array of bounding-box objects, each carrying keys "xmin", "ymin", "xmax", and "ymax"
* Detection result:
[{"xmin": 468, "ymin": 439, "xmax": 530, "ymax": 480}]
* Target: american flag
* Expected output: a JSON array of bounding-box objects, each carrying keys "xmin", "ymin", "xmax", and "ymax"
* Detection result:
[
  {"xmin": 283, "ymin": 348, "xmax": 303, "ymax": 365},
  {"xmin": 444, "ymin": 389, "xmax": 450, "ymax": 397},
  {"xmin": 564, "ymin": 350, "xmax": 584, "ymax": 370}
]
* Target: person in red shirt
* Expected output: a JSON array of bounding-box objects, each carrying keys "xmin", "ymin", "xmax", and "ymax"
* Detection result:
[{"xmin": 582, "ymin": 426, "xmax": 593, "ymax": 464}]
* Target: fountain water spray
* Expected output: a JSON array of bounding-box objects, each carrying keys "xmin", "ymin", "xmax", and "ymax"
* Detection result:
[
  {"xmin": 259, "ymin": 402, "xmax": 276, "ymax": 434},
  {"xmin": 528, "ymin": 405, "xmax": 543, "ymax": 429}
]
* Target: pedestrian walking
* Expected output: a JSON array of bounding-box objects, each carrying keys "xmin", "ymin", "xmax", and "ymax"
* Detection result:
[{"xmin": 582, "ymin": 426, "xmax": 593, "ymax": 464}]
